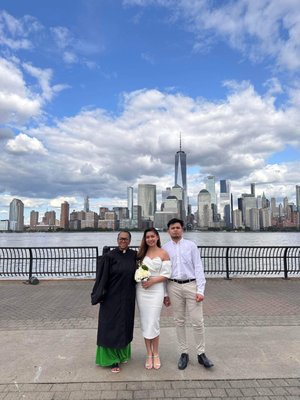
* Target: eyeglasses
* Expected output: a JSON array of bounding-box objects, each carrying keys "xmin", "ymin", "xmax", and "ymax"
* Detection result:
[{"xmin": 118, "ymin": 237, "xmax": 129, "ymax": 241}]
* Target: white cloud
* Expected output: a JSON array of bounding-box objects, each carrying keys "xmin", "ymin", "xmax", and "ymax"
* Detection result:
[
  {"xmin": 50, "ymin": 24, "xmax": 103, "ymax": 66},
  {"xmin": 23, "ymin": 62, "xmax": 69, "ymax": 102},
  {"xmin": 49, "ymin": 196, "xmax": 77, "ymax": 209},
  {"xmin": 63, "ymin": 51, "xmax": 78, "ymax": 64},
  {"xmin": 6, "ymin": 133, "xmax": 47, "ymax": 155},
  {"xmin": 0, "ymin": 10, "xmax": 42, "ymax": 50},
  {"xmin": 126, "ymin": 0, "xmax": 300, "ymax": 72},
  {"xmin": 50, "ymin": 26, "xmax": 72, "ymax": 49},
  {"xmin": 1, "ymin": 83, "xmax": 298, "ymax": 206},
  {"xmin": 0, "ymin": 57, "xmax": 69, "ymax": 125},
  {"xmin": 0, "ymin": 57, "xmax": 41, "ymax": 124}
]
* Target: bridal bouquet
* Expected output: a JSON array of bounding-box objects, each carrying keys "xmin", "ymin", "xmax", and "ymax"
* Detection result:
[{"xmin": 134, "ymin": 262, "xmax": 151, "ymax": 282}]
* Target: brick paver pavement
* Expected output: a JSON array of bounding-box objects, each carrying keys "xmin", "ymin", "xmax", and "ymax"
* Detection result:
[
  {"xmin": 0, "ymin": 379, "xmax": 300, "ymax": 399},
  {"xmin": 0, "ymin": 278, "xmax": 299, "ymax": 399},
  {"xmin": 0, "ymin": 278, "xmax": 300, "ymax": 330}
]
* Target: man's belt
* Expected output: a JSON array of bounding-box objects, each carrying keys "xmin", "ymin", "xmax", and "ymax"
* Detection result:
[{"xmin": 169, "ymin": 278, "xmax": 196, "ymax": 284}]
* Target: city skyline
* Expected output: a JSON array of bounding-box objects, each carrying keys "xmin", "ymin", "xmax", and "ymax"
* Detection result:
[
  {"xmin": 1, "ymin": 1, "xmax": 300, "ymax": 222},
  {"xmin": 4, "ymin": 180, "xmax": 299, "ymax": 227}
]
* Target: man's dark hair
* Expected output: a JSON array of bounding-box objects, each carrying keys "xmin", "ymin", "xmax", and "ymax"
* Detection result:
[
  {"xmin": 167, "ymin": 218, "xmax": 184, "ymax": 228},
  {"xmin": 118, "ymin": 230, "xmax": 131, "ymax": 240}
]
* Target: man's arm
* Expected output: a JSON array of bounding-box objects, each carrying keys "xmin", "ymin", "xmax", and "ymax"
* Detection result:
[{"xmin": 191, "ymin": 242, "xmax": 206, "ymax": 296}]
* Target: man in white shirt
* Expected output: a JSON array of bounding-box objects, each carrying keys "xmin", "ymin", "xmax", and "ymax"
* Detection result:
[{"xmin": 163, "ymin": 218, "xmax": 214, "ymax": 370}]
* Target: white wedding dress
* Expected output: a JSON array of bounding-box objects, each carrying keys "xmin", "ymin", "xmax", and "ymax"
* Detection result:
[{"xmin": 136, "ymin": 256, "xmax": 172, "ymax": 339}]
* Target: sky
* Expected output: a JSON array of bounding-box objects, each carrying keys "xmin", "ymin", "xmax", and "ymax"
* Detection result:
[{"xmin": 0, "ymin": 0, "xmax": 300, "ymax": 222}]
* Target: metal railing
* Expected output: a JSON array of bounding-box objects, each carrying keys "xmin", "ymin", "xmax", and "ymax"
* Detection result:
[
  {"xmin": 0, "ymin": 246, "xmax": 299, "ymax": 279},
  {"xmin": 103, "ymin": 245, "xmax": 300, "ymax": 279},
  {"xmin": 0, "ymin": 247, "xmax": 98, "ymax": 279}
]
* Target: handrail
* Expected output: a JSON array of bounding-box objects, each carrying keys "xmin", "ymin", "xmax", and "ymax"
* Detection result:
[
  {"xmin": 102, "ymin": 245, "xmax": 300, "ymax": 279},
  {"xmin": 0, "ymin": 247, "xmax": 98, "ymax": 280},
  {"xmin": 0, "ymin": 246, "xmax": 299, "ymax": 279}
]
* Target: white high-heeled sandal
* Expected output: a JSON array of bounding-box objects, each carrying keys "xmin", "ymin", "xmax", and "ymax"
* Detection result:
[{"xmin": 153, "ymin": 355, "xmax": 161, "ymax": 370}]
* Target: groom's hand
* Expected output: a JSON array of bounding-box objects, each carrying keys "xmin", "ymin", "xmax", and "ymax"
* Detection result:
[
  {"xmin": 164, "ymin": 296, "xmax": 171, "ymax": 307},
  {"xmin": 196, "ymin": 293, "xmax": 204, "ymax": 302}
]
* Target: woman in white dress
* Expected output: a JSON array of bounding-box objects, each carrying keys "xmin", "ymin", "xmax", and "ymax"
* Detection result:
[{"xmin": 136, "ymin": 228, "xmax": 172, "ymax": 370}]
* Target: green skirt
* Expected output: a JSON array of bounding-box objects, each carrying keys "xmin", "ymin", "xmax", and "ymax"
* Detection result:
[{"xmin": 95, "ymin": 344, "xmax": 131, "ymax": 367}]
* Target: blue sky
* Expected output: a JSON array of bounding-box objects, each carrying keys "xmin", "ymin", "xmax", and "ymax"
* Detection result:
[{"xmin": 0, "ymin": 0, "xmax": 300, "ymax": 222}]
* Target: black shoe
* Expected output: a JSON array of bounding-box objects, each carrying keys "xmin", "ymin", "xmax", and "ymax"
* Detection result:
[
  {"xmin": 178, "ymin": 353, "xmax": 189, "ymax": 370},
  {"xmin": 198, "ymin": 353, "xmax": 214, "ymax": 368}
]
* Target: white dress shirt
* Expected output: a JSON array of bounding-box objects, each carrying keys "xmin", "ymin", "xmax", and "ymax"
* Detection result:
[{"xmin": 163, "ymin": 238, "xmax": 206, "ymax": 295}]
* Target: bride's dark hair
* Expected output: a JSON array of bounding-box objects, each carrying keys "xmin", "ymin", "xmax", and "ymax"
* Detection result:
[{"xmin": 137, "ymin": 227, "xmax": 161, "ymax": 260}]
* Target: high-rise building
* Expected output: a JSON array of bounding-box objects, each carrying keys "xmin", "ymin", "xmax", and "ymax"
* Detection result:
[
  {"xmin": 81, "ymin": 211, "xmax": 98, "ymax": 229},
  {"xmin": 270, "ymin": 197, "xmax": 278, "ymax": 217},
  {"xmin": 206, "ymin": 176, "xmax": 217, "ymax": 205},
  {"xmin": 84, "ymin": 196, "xmax": 89, "ymax": 212},
  {"xmin": 260, "ymin": 208, "xmax": 272, "ymax": 229},
  {"xmin": 261, "ymin": 192, "xmax": 268, "ymax": 208},
  {"xmin": 174, "ymin": 134, "xmax": 187, "ymax": 217},
  {"xmin": 132, "ymin": 205, "xmax": 142, "ymax": 229},
  {"xmin": 256, "ymin": 195, "xmax": 262, "ymax": 209},
  {"xmin": 219, "ymin": 179, "xmax": 231, "ymax": 227},
  {"xmin": 99, "ymin": 207, "xmax": 109, "ymax": 219},
  {"xmin": 113, "ymin": 207, "xmax": 129, "ymax": 220},
  {"xmin": 127, "ymin": 187, "xmax": 133, "ymax": 219},
  {"xmin": 296, "ymin": 185, "xmax": 300, "ymax": 212},
  {"xmin": 60, "ymin": 201, "xmax": 69, "ymax": 229},
  {"xmin": 162, "ymin": 187, "xmax": 171, "ymax": 203},
  {"xmin": 249, "ymin": 208, "xmax": 260, "ymax": 231},
  {"xmin": 241, "ymin": 194, "xmax": 257, "ymax": 227},
  {"xmin": 283, "ymin": 196, "xmax": 289, "ymax": 215},
  {"xmin": 30, "ymin": 210, "xmax": 39, "ymax": 227},
  {"xmin": 251, "ymin": 183, "xmax": 256, "ymax": 197},
  {"xmin": 138, "ymin": 184, "xmax": 157, "ymax": 219},
  {"xmin": 98, "ymin": 211, "xmax": 117, "ymax": 230},
  {"xmin": 9, "ymin": 198, "xmax": 24, "ymax": 231},
  {"xmin": 197, "ymin": 189, "xmax": 212, "ymax": 228},
  {"xmin": 42, "ymin": 211, "xmax": 56, "ymax": 226},
  {"xmin": 233, "ymin": 209, "xmax": 243, "ymax": 229}
]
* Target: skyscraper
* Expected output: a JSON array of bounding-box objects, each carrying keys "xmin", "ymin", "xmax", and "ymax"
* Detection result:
[
  {"xmin": 9, "ymin": 198, "xmax": 24, "ymax": 231},
  {"xmin": 43, "ymin": 211, "xmax": 56, "ymax": 226},
  {"xmin": 174, "ymin": 134, "xmax": 187, "ymax": 218},
  {"xmin": 206, "ymin": 175, "xmax": 217, "ymax": 205},
  {"xmin": 84, "ymin": 196, "xmax": 89, "ymax": 212},
  {"xmin": 138, "ymin": 184, "xmax": 156, "ymax": 219},
  {"xmin": 197, "ymin": 189, "xmax": 212, "ymax": 228},
  {"xmin": 296, "ymin": 185, "xmax": 300, "ymax": 212},
  {"xmin": 60, "ymin": 201, "xmax": 70, "ymax": 229},
  {"xmin": 127, "ymin": 186, "xmax": 133, "ymax": 219},
  {"xmin": 220, "ymin": 179, "xmax": 232, "ymax": 227},
  {"xmin": 30, "ymin": 210, "xmax": 39, "ymax": 227}
]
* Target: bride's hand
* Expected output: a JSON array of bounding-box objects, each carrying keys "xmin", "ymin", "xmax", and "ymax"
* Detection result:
[{"xmin": 142, "ymin": 278, "xmax": 152, "ymax": 289}]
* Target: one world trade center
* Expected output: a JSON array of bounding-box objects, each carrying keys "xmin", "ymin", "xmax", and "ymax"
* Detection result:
[{"xmin": 175, "ymin": 135, "xmax": 187, "ymax": 219}]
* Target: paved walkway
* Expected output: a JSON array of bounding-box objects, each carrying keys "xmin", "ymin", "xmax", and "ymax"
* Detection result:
[{"xmin": 0, "ymin": 278, "xmax": 300, "ymax": 399}]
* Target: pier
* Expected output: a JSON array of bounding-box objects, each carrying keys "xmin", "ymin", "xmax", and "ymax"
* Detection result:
[{"xmin": 0, "ymin": 278, "xmax": 299, "ymax": 399}]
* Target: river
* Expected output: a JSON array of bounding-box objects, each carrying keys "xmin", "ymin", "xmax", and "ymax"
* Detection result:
[{"xmin": 0, "ymin": 231, "xmax": 299, "ymax": 252}]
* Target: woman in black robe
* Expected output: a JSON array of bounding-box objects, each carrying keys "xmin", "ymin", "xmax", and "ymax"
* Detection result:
[{"xmin": 91, "ymin": 231, "xmax": 136, "ymax": 373}]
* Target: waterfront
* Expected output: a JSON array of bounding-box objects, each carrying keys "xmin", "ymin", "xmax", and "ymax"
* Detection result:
[{"xmin": 0, "ymin": 231, "xmax": 299, "ymax": 252}]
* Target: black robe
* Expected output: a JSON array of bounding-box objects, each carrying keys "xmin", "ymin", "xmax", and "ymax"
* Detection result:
[{"xmin": 91, "ymin": 248, "xmax": 137, "ymax": 349}]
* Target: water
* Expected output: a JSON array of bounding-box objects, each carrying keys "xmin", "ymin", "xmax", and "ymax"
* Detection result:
[
  {"xmin": 0, "ymin": 231, "xmax": 299, "ymax": 251},
  {"xmin": 1, "ymin": 231, "xmax": 299, "ymax": 279}
]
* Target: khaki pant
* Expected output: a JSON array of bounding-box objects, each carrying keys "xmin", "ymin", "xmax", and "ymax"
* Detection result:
[{"xmin": 168, "ymin": 280, "xmax": 205, "ymax": 355}]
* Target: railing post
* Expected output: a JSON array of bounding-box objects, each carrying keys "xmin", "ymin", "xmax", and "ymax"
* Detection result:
[
  {"xmin": 225, "ymin": 247, "xmax": 231, "ymax": 279},
  {"xmin": 283, "ymin": 247, "xmax": 289, "ymax": 279},
  {"xmin": 28, "ymin": 248, "xmax": 33, "ymax": 280}
]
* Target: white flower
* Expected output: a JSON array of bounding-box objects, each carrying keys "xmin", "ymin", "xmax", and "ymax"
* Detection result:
[{"xmin": 135, "ymin": 263, "xmax": 151, "ymax": 282}]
